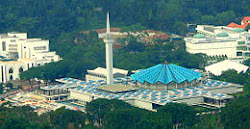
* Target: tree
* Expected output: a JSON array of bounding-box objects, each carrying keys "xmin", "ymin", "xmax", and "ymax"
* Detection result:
[
  {"xmin": 103, "ymin": 108, "xmax": 149, "ymax": 129},
  {"xmin": 0, "ymin": 84, "xmax": 3, "ymax": 94},
  {"xmin": 245, "ymin": 24, "xmax": 250, "ymax": 31},
  {"xmin": 6, "ymin": 83, "xmax": 13, "ymax": 89},
  {"xmin": 243, "ymin": 59, "xmax": 250, "ymax": 66},
  {"xmin": 213, "ymin": 69, "xmax": 247, "ymax": 85},
  {"xmin": 86, "ymin": 99, "xmax": 132, "ymax": 127},
  {"xmin": 47, "ymin": 107, "xmax": 87, "ymax": 129},
  {"xmin": 221, "ymin": 97, "xmax": 250, "ymax": 129},
  {"xmin": 158, "ymin": 103, "xmax": 198, "ymax": 129},
  {"xmin": 0, "ymin": 106, "xmax": 49, "ymax": 129}
]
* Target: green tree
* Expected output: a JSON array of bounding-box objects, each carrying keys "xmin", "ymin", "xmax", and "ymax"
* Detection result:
[
  {"xmin": 0, "ymin": 84, "xmax": 3, "ymax": 94},
  {"xmin": 103, "ymin": 108, "xmax": 149, "ymax": 129},
  {"xmin": 158, "ymin": 103, "xmax": 198, "ymax": 129},
  {"xmin": 6, "ymin": 83, "xmax": 13, "ymax": 89},
  {"xmin": 47, "ymin": 107, "xmax": 87, "ymax": 129},
  {"xmin": 245, "ymin": 24, "xmax": 250, "ymax": 31},
  {"xmin": 86, "ymin": 99, "xmax": 132, "ymax": 127},
  {"xmin": 221, "ymin": 97, "xmax": 250, "ymax": 129},
  {"xmin": 243, "ymin": 59, "xmax": 250, "ymax": 66}
]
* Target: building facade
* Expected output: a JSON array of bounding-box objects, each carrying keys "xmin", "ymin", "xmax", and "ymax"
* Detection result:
[
  {"xmin": 0, "ymin": 32, "xmax": 60, "ymax": 83},
  {"xmin": 85, "ymin": 67, "xmax": 128, "ymax": 82},
  {"xmin": 184, "ymin": 25, "xmax": 250, "ymax": 61}
]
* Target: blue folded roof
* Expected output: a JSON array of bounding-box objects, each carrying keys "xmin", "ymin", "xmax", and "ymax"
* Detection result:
[{"xmin": 131, "ymin": 64, "xmax": 201, "ymax": 85}]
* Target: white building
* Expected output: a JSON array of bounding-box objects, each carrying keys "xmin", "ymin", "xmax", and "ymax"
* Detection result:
[
  {"xmin": 0, "ymin": 32, "xmax": 60, "ymax": 83},
  {"xmin": 205, "ymin": 60, "xmax": 249, "ymax": 76},
  {"xmin": 85, "ymin": 67, "xmax": 128, "ymax": 82},
  {"xmin": 184, "ymin": 25, "xmax": 250, "ymax": 61}
]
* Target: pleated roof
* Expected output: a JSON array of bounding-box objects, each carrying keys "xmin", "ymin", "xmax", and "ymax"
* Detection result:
[{"xmin": 131, "ymin": 64, "xmax": 201, "ymax": 85}]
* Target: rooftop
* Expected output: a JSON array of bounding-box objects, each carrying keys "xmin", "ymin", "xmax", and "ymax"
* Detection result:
[
  {"xmin": 205, "ymin": 60, "xmax": 249, "ymax": 76},
  {"xmin": 97, "ymin": 85, "xmax": 139, "ymax": 93},
  {"xmin": 87, "ymin": 67, "xmax": 128, "ymax": 76},
  {"xmin": 131, "ymin": 64, "xmax": 202, "ymax": 85}
]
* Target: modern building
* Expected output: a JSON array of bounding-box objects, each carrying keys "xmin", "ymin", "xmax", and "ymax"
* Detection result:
[
  {"xmin": 184, "ymin": 25, "xmax": 250, "ymax": 61},
  {"xmin": 39, "ymin": 84, "xmax": 78, "ymax": 101},
  {"xmin": 205, "ymin": 60, "xmax": 249, "ymax": 76},
  {"xmin": 227, "ymin": 17, "xmax": 250, "ymax": 29},
  {"xmin": 130, "ymin": 63, "xmax": 202, "ymax": 90},
  {"xmin": 60, "ymin": 77, "xmax": 242, "ymax": 111},
  {"xmin": 0, "ymin": 32, "xmax": 60, "ymax": 83}
]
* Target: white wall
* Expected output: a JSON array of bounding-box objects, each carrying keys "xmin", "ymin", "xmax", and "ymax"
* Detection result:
[
  {"xmin": 70, "ymin": 91, "xmax": 93, "ymax": 102},
  {"xmin": 175, "ymin": 96, "xmax": 203, "ymax": 105},
  {"xmin": 185, "ymin": 39, "xmax": 238, "ymax": 58},
  {"xmin": 126, "ymin": 99, "xmax": 153, "ymax": 111}
]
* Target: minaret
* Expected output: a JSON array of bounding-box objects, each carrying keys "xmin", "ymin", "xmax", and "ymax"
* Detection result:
[{"xmin": 104, "ymin": 12, "xmax": 114, "ymax": 85}]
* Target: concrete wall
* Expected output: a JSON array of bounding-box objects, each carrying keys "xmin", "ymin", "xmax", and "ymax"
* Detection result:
[
  {"xmin": 185, "ymin": 39, "xmax": 237, "ymax": 58},
  {"xmin": 126, "ymin": 99, "xmax": 153, "ymax": 111},
  {"xmin": 70, "ymin": 91, "xmax": 93, "ymax": 102},
  {"xmin": 85, "ymin": 74, "xmax": 106, "ymax": 82},
  {"xmin": 175, "ymin": 96, "xmax": 204, "ymax": 105},
  {"xmin": 137, "ymin": 80, "xmax": 196, "ymax": 90},
  {"xmin": 204, "ymin": 86, "xmax": 243, "ymax": 94}
]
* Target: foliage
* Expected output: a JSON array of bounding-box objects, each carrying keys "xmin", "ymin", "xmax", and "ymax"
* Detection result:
[
  {"xmin": 243, "ymin": 59, "xmax": 250, "ymax": 66},
  {"xmin": 115, "ymin": 40, "xmax": 205, "ymax": 70},
  {"xmin": 86, "ymin": 99, "xmax": 132, "ymax": 126},
  {"xmin": 221, "ymin": 96, "xmax": 250, "ymax": 129},
  {"xmin": 0, "ymin": 106, "xmax": 49, "ymax": 129},
  {"xmin": 0, "ymin": 84, "xmax": 3, "ymax": 94},
  {"xmin": 0, "ymin": 0, "xmax": 249, "ymax": 39},
  {"xmin": 213, "ymin": 69, "xmax": 248, "ymax": 85},
  {"xmin": 158, "ymin": 103, "xmax": 198, "ymax": 128},
  {"xmin": 6, "ymin": 83, "xmax": 13, "ymax": 89},
  {"xmin": 194, "ymin": 114, "xmax": 223, "ymax": 129},
  {"xmin": 47, "ymin": 107, "xmax": 87, "ymax": 129},
  {"xmin": 245, "ymin": 24, "xmax": 250, "ymax": 31},
  {"xmin": 20, "ymin": 32, "xmax": 105, "ymax": 81}
]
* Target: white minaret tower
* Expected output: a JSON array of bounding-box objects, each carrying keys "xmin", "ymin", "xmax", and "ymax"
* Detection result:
[{"xmin": 104, "ymin": 12, "xmax": 114, "ymax": 85}]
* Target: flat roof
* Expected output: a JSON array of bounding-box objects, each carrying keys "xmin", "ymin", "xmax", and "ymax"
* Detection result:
[{"xmin": 97, "ymin": 85, "xmax": 138, "ymax": 93}]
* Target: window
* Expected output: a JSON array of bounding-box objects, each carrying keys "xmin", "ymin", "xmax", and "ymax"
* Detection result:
[
  {"xmin": 237, "ymin": 41, "xmax": 245, "ymax": 45},
  {"xmin": 2, "ymin": 41, "xmax": 6, "ymax": 51},
  {"xmin": 237, "ymin": 52, "xmax": 243, "ymax": 56},
  {"xmin": 9, "ymin": 68, "xmax": 13, "ymax": 73},
  {"xmin": 10, "ymin": 75, "xmax": 13, "ymax": 80},
  {"xmin": 237, "ymin": 46, "xmax": 246, "ymax": 50},
  {"xmin": 34, "ymin": 46, "xmax": 46, "ymax": 50},
  {"xmin": 9, "ymin": 44, "xmax": 17, "ymax": 47},
  {"xmin": 19, "ymin": 67, "xmax": 24, "ymax": 73},
  {"xmin": 244, "ymin": 53, "xmax": 250, "ymax": 57}
]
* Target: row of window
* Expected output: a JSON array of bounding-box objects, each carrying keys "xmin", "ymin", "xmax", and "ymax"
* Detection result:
[
  {"xmin": 236, "ymin": 52, "xmax": 250, "ymax": 57},
  {"xmin": 9, "ymin": 67, "xmax": 24, "ymax": 74}
]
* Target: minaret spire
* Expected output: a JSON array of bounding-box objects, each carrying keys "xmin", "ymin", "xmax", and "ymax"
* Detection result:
[
  {"xmin": 104, "ymin": 12, "xmax": 114, "ymax": 85},
  {"xmin": 107, "ymin": 12, "xmax": 110, "ymax": 34}
]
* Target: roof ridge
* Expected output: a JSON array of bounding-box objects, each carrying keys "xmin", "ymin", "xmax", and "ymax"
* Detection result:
[
  {"xmin": 166, "ymin": 64, "xmax": 178, "ymax": 83},
  {"xmin": 155, "ymin": 64, "xmax": 167, "ymax": 84}
]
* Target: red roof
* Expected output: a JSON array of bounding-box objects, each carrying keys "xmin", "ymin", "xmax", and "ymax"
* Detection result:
[{"xmin": 227, "ymin": 16, "xmax": 250, "ymax": 29}]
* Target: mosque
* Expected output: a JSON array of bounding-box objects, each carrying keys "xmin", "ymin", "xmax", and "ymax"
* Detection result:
[
  {"xmin": 131, "ymin": 63, "xmax": 202, "ymax": 90},
  {"xmin": 34, "ymin": 13, "xmax": 244, "ymax": 111}
]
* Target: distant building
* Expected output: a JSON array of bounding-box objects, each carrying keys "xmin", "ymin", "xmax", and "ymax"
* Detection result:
[
  {"xmin": 81, "ymin": 28, "xmax": 169, "ymax": 43},
  {"xmin": 184, "ymin": 25, "xmax": 250, "ymax": 61},
  {"xmin": 0, "ymin": 32, "xmax": 60, "ymax": 83},
  {"xmin": 205, "ymin": 60, "xmax": 249, "ymax": 76},
  {"xmin": 227, "ymin": 17, "xmax": 250, "ymax": 29},
  {"xmin": 131, "ymin": 63, "xmax": 202, "ymax": 90},
  {"xmin": 85, "ymin": 67, "xmax": 128, "ymax": 82}
]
